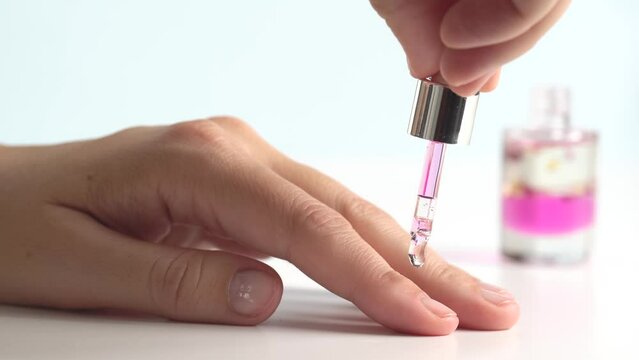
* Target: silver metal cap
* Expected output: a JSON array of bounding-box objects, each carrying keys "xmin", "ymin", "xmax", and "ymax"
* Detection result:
[{"xmin": 408, "ymin": 80, "xmax": 479, "ymax": 145}]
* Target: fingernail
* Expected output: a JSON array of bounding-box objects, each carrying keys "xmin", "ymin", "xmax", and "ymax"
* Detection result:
[
  {"xmin": 480, "ymin": 282, "xmax": 516, "ymax": 306},
  {"xmin": 229, "ymin": 270, "xmax": 276, "ymax": 316},
  {"xmin": 420, "ymin": 295, "xmax": 457, "ymax": 318}
]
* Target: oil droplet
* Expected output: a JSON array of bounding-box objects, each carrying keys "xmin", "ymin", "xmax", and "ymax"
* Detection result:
[{"xmin": 408, "ymin": 230, "xmax": 429, "ymax": 268}]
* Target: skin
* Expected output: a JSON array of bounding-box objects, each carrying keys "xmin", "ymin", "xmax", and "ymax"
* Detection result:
[
  {"xmin": 371, "ymin": 0, "xmax": 571, "ymax": 96},
  {"xmin": 0, "ymin": 0, "xmax": 569, "ymax": 335}
]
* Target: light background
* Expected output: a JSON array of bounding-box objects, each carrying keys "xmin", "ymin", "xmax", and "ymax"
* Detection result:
[
  {"xmin": 2, "ymin": 3, "xmax": 639, "ymax": 356},
  {"xmin": 1, "ymin": 0, "xmax": 638, "ymax": 250}
]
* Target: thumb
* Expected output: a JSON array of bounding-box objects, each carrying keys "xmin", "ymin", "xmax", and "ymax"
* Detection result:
[
  {"xmin": 142, "ymin": 246, "xmax": 283, "ymax": 325},
  {"xmin": 44, "ymin": 208, "xmax": 283, "ymax": 325}
]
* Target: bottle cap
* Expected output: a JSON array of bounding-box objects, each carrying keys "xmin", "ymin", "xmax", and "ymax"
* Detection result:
[{"xmin": 408, "ymin": 80, "xmax": 479, "ymax": 145}]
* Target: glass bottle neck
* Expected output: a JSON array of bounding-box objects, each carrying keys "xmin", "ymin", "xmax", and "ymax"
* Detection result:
[{"xmin": 530, "ymin": 86, "xmax": 571, "ymax": 130}]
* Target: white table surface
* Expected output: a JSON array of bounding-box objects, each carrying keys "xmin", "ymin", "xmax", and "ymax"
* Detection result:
[{"xmin": 1, "ymin": 161, "xmax": 637, "ymax": 359}]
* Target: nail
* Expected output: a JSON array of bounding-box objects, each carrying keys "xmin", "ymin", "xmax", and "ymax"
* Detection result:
[
  {"xmin": 420, "ymin": 295, "xmax": 457, "ymax": 318},
  {"xmin": 229, "ymin": 270, "xmax": 276, "ymax": 316},
  {"xmin": 480, "ymin": 282, "xmax": 516, "ymax": 306}
]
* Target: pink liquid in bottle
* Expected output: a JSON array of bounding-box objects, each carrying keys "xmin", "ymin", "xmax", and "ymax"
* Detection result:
[{"xmin": 501, "ymin": 86, "xmax": 597, "ymax": 263}]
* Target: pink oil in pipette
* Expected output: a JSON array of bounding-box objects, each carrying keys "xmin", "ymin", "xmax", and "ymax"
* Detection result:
[{"xmin": 408, "ymin": 141, "xmax": 446, "ymax": 267}]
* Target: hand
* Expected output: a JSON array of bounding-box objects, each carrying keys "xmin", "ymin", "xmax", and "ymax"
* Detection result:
[
  {"xmin": 371, "ymin": 0, "xmax": 571, "ymax": 95},
  {"xmin": 0, "ymin": 118, "xmax": 518, "ymax": 335}
]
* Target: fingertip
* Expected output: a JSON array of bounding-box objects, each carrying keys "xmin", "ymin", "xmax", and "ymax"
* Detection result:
[
  {"xmin": 416, "ymin": 295, "xmax": 460, "ymax": 335},
  {"xmin": 368, "ymin": 292, "xmax": 460, "ymax": 336},
  {"xmin": 447, "ymin": 67, "xmax": 502, "ymax": 96},
  {"xmin": 449, "ymin": 73, "xmax": 492, "ymax": 97},
  {"xmin": 450, "ymin": 86, "xmax": 481, "ymax": 98},
  {"xmin": 440, "ymin": 45, "xmax": 497, "ymax": 88},
  {"xmin": 480, "ymin": 69, "xmax": 502, "ymax": 93},
  {"xmin": 138, "ymin": 247, "xmax": 283, "ymax": 326},
  {"xmin": 228, "ymin": 266, "xmax": 283, "ymax": 324},
  {"xmin": 351, "ymin": 271, "xmax": 459, "ymax": 336},
  {"xmin": 487, "ymin": 301, "xmax": 519, "ymax": 330},
  {"xmin": 449, "ymin": 282, "xmax": 521, "ymax": 331},
  {"xmin": 399, "ymin": 251, "xmax": 520, "ymax": 332},
  {"xmin": 407, "ymin": 59, "xmax": 435, "ymax": 82},
  {"xmin": 459, "ymin": 299, "xmax": 520, "ymax": 331},
  {"xmin": 471, "ymin": 282, "xmax": 520, "ymax": 330}
]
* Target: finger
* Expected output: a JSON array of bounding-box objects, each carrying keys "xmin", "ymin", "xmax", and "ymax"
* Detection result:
[
  {"xmin": 440, "ymin": 0, "xmax": 570, "ymax": 86},
  {"xmin": 441, "ymin": 0, "xmax": 564, "ymax": 49},
  {"xmin": 214, "ymin": 107, "xmax": 519, "ymax": 329},
  {"xmin": 449, "ymin": 72, "xmax": 493, "ymax": 97},
  {"xmin": 267, "ymin": 159, "xmax": 519, "ymax": 330},
  {"xmin": 415, "ymin": 69, "xmax": 499, "ymax": 97},
  {"xmin": 154, "ymin": 222, "xmax": 269, "ymax": 259},
  {"xmin": 372, "ymin": 0, "xmax": 455, "ymax": 79},
  {"xmin": 480, "ymin": 69, "xmax": 502, "ymax": 93},
  {"xmin": 210, "ymin": 119, "xmax": 517, "ymax": 329},
  {"xmin": 180, "ymin": 120, "xmax": 459, "ymax": 335},
  {"xmin": 37, "ymin": 206, "xmax": 283, "ymax": 325},
  {"xmin": 449, "ymin": 68, "xmax": 501, "ymax": 96}
]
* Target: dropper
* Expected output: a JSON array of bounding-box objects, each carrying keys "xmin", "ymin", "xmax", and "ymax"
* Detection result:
[{"xmin": 406, "ymin": 81, "xmax": 479, "ymax": 267}]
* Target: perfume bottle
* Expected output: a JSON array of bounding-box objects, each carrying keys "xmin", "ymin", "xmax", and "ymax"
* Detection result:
[{"xmin": 501, "ymin": 86, "xmax": 597, "ymax": 263}]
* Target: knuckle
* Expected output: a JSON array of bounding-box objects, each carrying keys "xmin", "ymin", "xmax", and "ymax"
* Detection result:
[
  {"xmin": 347, "ymin": 266, "xmax": 403, "ymax": 300},
  {"xmin": 211, "ymin": 116, "xmax": 254, "ymax": 135},
  {"xmin": 148, "ymin": 251, "xmax": 210, "ymax": 318},
  {"xmin": 376, "ymin": 268, "xmax": 406, "ymax": 285},
  {"xmin": 341, "ymin": 195, "xmax": 385, "ymax": 222},
  {"xmin": 212, "ymin": 116, "xmax": 271, "ymax": 161},
  {"xmin": 294, "ymin": 196, "xmax": 351, "ymax": 235},
  {"xmin": 163, "ymin": 119, "xmax": 230, "ymax": 150},
  {"xmin": 161, "ymin": 119, "xmax": 242, "ymax": 165},
  {"xmin": 341, "ymin": 194, "xmax": 402, "ymax": 239},
  {"xmin": 284, "ymin": 192, "xmax": 353, "ymax": 260}
]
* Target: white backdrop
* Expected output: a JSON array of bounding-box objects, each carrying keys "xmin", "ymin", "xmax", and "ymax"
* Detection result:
[
  {"xmin": 1, "ymin": 0, "xmax": 638, "ymax": 250},
  {"xmin": 1, "ymin": 1, "xmax": 637, "ymax": 160}
]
